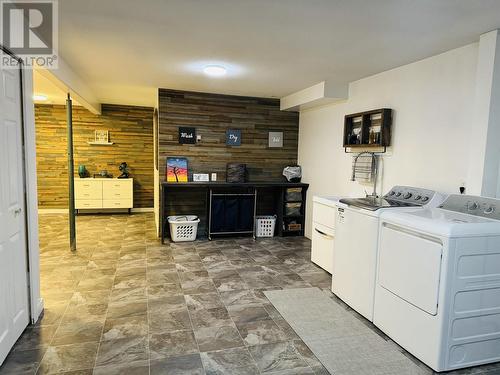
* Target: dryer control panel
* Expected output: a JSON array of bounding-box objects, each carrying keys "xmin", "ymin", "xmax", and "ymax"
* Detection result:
[
  {"xmin": 438, "ymin": 194, "xmax": 500, "ymax": 221},
  {"xmin": 384, "ymin": 186, "xmax": 437, "ymax": 206}
]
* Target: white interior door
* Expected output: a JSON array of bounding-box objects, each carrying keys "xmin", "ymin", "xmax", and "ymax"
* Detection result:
[{"xmin": 0, "ymin": 59, "xmax": 30, "ymax": 365}]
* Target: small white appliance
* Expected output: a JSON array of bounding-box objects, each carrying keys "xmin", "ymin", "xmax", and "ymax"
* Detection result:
[
  {"xmin": 333, "ymin": 186, "xmax": 446, "ymax": 321},
  {"xmin": 311, "ymin": 196, "xmax": 345, "ymax": 274},
  {"xmin": 373, "ymin": 194, "xmax": 500, "ymax": 372}
]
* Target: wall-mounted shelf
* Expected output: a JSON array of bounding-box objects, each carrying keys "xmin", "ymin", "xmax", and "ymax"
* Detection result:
[
  {"xmin": 87, "ymin": 141, "xmax": 114, "ymax": 145},
  {"xmin": 344, "ymin": 108, "xmax": 392, "ymax": 152}
]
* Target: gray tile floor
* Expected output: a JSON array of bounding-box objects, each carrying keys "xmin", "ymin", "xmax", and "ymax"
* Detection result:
[{"xmin": 0, "ymin": 213, "xmax": 498, "ymax": 375}]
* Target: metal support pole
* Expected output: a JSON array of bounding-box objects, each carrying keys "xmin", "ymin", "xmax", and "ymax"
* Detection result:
[{"xmin": 66, "ymin": 93, "xmax": 76, "ymax": 251}]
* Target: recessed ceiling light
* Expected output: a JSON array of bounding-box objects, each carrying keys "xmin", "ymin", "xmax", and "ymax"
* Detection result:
[
  {"xmin": 33, "ymin": 94, "xmax": 48, "ymax": 101},
  {"xmin": 203, "ymin": 65, "xmax": 227, "ymax": 77}
]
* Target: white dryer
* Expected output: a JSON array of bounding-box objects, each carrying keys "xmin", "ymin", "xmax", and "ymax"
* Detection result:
[
  {"xmin": 374, "ymin": 194, "xmax": 500, "ymax": 372},
  {"xmin": 333, "ymin": 186, "xmax": 446, "ymax": 321}
]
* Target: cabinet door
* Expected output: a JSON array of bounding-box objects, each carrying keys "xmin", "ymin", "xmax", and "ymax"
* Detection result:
[
  {"xmin": 313, "ymin": 202, "xmax": 336, "ymax": 229},
  {"xmin": 75, "ymin": 200, "xmax": 102, "ymax": 209},
  {"xmin": 102, "ymin": 179, "xmax": 132, "ymax": 199},
  {"xmin": 311, "ymin": 223, "xmax": 334, "ymax": 273},
  {"xmin": 75, "ymin": 179, "xmax": 102, "ymax": 200},
  {"xmin": 102, "ymin": 199, "xmax": 132, "ymax": 209}
]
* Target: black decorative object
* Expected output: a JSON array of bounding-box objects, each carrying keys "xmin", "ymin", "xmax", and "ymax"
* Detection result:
[
  {"xmin": 179, "ymin": 127, "xmax": 196, "ymax": 144},
  {"xmin": 118, "ymin": 162, "xmax": 130, "ymax": 179},
  {"xmin": 226, "ymin": 163, "xmax": 246, "ymax": 183}
]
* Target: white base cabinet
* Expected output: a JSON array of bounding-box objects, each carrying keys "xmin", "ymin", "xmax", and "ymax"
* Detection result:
[
  {"xmin": 75, "ymin": 178, "xmax": 133, "ymax": 211},
  {"xmin": 311, "ymin": 222, "xmax": 335, "ymax": 273},
  {"xmin": 311, "ymin": 196, "xmax": 339, "ymax": 274}
]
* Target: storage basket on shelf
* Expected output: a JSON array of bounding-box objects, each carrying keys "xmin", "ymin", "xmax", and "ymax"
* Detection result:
[
  {"xmin": 285, "ymin": 202, "xmax": 302, "ymax": 216},
  {"xmin": 285, "ymin": 188, "xmax": 302, "ymax": 202},
  {"xmin": 167, "ymin": 215, "xmax": 200, "ymax": 242},
  {"xmin": 255, "ymin": 215, "xmax": 277, "ymax": 237}
]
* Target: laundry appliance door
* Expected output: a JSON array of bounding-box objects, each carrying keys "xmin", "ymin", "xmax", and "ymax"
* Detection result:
[
  {"xmin": 333, "ymin": 206, "xmax": 379, "ymax": 321},
  {"xmin": 378, "ymin": 223, "xmax": 443, "ymax": 315}
]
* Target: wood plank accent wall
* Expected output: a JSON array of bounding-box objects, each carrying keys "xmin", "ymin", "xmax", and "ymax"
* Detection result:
[
  {"xmin": 158, "ymin": 89, "xmax": 299, "ymax": 182},
  {"xmin": 35, "ymin": 104, "xmax": 154, "ymax": 208}
]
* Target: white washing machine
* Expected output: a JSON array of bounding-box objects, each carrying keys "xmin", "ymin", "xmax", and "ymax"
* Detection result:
[
  {"xmin": 333, "ymin": 186, "xmax": 446, "ymax": 321},
  {"xmin": 374, "ymin": 194, "xmax": 500, "ymax": 372}
]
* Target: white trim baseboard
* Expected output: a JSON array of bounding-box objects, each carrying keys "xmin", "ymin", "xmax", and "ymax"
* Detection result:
[
  {"xmin": 38, "ymin": 207, "xmax": 154, "ymax": 214},
  {"xmin": 38, "ymin": 208, "xmax": 68, "ymax": 214},
  {"xmin": 31, "ymin": 298, "xmax": 44, "ymax": 324},
  {"xmin": 131, "ymin": 207, "xmax": 154, "ymax": 213}
]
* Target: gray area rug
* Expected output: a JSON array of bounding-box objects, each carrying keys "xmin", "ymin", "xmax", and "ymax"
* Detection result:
[{"xmin": 264, "ymin": 287, "xmax": 428, "ymax": 375}]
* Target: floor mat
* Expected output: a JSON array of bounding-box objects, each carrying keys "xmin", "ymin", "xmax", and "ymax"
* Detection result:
[{"xmin": 264, "ymin": 287, "xmax": 429, "ymax": 375}]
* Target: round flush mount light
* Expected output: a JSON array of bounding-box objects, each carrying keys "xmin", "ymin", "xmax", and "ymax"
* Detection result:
[
  {"xmin": 33, "ymin": 94, "xmax": 48, "ymax": 101},
  {"xmin": 203, "ymin": 65, "xmax": 227, "ymax": 77}
]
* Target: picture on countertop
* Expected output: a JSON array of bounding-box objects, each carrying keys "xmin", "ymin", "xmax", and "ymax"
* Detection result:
[{"xmin": 166, "ymin": 157, "xmax": 188, "ymax": 182}]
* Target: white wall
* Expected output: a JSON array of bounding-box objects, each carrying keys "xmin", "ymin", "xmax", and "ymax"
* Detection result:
[{"xmin": 298, "ymin": 43, "xmax": 479, "ymax": 238}]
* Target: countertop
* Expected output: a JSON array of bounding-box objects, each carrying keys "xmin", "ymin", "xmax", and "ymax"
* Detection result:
[
  {"xmin": 313, "ymin": 195, "xmax": 342, "ymax": 208},
  {"xmin": 162, "ymin": 181, "xmax": 308, "ymax": 188}
]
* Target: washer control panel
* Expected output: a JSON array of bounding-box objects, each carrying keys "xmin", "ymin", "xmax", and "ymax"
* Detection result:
[
  {"xmin": 384, "ymin": 186, "xmax": 436, "ymax": 206},
  {"xmin": 439, "ymin": 195, "xmax": 500, "ymax": 220}
]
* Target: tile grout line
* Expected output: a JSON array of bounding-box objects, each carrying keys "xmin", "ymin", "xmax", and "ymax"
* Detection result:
[
  {"xmin": 145, "ymin": 239, "xmax": 151, "ymax": 375},
  {"xmin": 33, "ymin": 240, "xmax": 93, "ymax": 375},
  {"xmin": 90, "ymin": 240, "xmax": 119, "ymax": 373},
  {"xmin": 207, "ymin": 243, "xmax": 265, "ymax": 375}
]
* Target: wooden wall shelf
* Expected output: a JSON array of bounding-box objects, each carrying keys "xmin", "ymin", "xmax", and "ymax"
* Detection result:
[
  {"xmin": 87, "ymin": 141, "xmax": 114, "ymax": 145},
  {"xmin": 343, "ymin": 108, "xmax": 392, "ymax": 151}
]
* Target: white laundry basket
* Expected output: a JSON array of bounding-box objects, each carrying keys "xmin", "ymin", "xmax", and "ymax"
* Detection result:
[
  {"xmin": 256, "ymin": 215, "xmax": 277, "ymax": 237},
  {"xmin": 168, "ymin": 215, "xmax": 200, "ymax": 242}
]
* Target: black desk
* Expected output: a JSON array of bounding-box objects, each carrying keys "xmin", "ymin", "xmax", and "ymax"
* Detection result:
[{"xmin": 160, "ymin": 181, "xmax": 308, "ymax": 243}]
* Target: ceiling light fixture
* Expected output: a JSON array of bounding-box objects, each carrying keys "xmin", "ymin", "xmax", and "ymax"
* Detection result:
[
  {"xmin": 33, "ymin": 94, "xmax": 48, "ymax": 101},
  {"xmin": 203, "ymin": 65, "xmax": 227, "ymax": 77}
]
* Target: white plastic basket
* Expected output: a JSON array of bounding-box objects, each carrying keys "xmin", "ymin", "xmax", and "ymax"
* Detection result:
[
  {"xmin": 168, "ymin": 215, "xmax": 200, "ymax": 242},
  {"xmin": 256, "ymin": 215, "xmax": 277, "ymax": 237}
]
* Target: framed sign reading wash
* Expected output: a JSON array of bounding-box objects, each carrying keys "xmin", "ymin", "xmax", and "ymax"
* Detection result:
[{"xmin": 179, "ymin": 127, "xmax": 196, "ymax": 144}]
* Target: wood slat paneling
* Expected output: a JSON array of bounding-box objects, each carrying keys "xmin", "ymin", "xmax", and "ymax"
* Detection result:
[
  {"xmin": 158, "ymin": 89, "xmax": 299, "ymax": 182},
  {"xmin": 35, "ymin": 104, "xmax": 154, "ymax": 208}
]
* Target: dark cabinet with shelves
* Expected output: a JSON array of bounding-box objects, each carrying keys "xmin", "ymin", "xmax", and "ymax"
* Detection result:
[
  {"xmin": 344, "ymin": 108, "xmax": 392, "ymax": 150},
  {"xmin": 160, "ymin": 182, "xmax": 308, "ymax": 242},
  {"xmin": 278, "ymin": 187, "xmax": 307, "ymax": 236}
]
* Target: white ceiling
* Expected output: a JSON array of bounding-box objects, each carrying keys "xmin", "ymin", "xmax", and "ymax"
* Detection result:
[
  {"xmin": 55, "ymin": 0, "xmax": 500, "ymax": 107},
  {"xmin": 33, "ymin": 70, "xmax": 81, "ymax": 105}
]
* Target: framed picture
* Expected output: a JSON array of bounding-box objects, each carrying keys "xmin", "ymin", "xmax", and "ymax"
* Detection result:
[
  {"xmin": 179, "ymin": 127, "xmax": 196, "ymax": 144},
  {"xmin": 226, "ymin": 129, "xmax": 241, "ymax": 146},
  {"xmin": 95, "ymin": 130, "xmax": 109, "ymax": 143},
  {"xmin": 166, "ymin": 157, "xmax": 188, "ymax": 182},
  {"xmin": 268, "ymin": 131, "xmax": 283, "ymax": 148},
  {"xmin": 193, "ymin": 173, "xmax": 209, "ymax": 182}
]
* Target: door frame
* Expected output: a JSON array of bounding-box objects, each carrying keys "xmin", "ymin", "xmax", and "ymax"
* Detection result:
[{"xmin": 1, "ymin": 45, "xmax": 43, "ymax": 324}]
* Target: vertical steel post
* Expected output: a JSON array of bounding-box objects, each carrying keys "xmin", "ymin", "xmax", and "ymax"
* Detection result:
[{"xmin": 66, "ymin": 93, "xmax": 76, "ymax": 251}]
